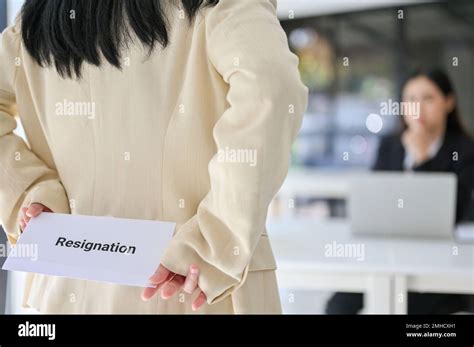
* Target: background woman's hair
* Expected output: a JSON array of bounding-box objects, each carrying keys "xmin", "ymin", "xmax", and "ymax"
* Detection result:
[
  {"xmin": 20, "ymin": 0, "xmax": 219, "ymax": 78},
  {"xmin": 400, "ymin": 67, "xmax": 471, "ymax": 137}
]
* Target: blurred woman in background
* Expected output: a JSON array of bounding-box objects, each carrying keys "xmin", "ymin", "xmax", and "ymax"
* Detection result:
[{"xmin": 326, "ymin": 67, "xmax": 474, "ymax": 314}]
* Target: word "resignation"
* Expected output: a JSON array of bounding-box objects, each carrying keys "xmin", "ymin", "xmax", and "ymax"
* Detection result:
[{"xmin": 55, "ymin": 237, "xmax": 136, "ymax": 254}]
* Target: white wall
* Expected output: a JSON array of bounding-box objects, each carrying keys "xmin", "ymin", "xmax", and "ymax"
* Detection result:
[{"xmin": 7, "ymin": 0, "xmax": 23, "ymax": 24}]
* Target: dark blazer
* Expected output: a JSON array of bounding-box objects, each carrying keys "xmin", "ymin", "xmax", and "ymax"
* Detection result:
[{"xmin": 373, "ymin": 131, "xmax": 474, "ymax": 222}]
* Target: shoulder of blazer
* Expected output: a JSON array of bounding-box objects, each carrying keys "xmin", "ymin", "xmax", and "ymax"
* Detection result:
[{"xmin": 373, "ymin": 134, "xmax": 405, "ymax": 171}]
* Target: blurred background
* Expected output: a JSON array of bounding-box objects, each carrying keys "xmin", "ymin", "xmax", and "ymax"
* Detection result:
[
  {"xmin": 274, "ymin": 0, "xmax": 474, "ymax": 314},
  {"xmin": 275, "ymin": 0, "xmax": 474, "ymax": 219},
  {"xmin": 283, "ymin": 0, "xmax": 474, "ymax": 167},
  {"xmin": 1, "ymin": 0, "xmax": 473, "ymax": 314}
]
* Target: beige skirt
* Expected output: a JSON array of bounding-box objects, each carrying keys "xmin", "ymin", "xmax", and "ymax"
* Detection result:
[{"xmin": 23, "ymin": 269, "xmax": 282, "ymax": 314}]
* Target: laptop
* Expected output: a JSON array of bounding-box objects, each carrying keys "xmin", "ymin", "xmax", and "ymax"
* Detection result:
[{"xmin": 348, "ymin": 172, "xmax": 457, "ymax": 238}]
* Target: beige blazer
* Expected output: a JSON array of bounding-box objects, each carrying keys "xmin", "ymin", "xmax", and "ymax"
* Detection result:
[{"xmin": 0, "ymin": 0, "xmax": 308, "ymax": 313}]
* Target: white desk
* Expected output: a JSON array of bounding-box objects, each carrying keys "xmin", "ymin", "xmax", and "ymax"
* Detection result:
[{"xmin": 269, "ymin": 219, "xmax": 474, "ymax": 314}]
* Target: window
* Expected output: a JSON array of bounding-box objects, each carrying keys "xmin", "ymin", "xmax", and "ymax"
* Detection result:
[{"xmin": 0, "ymin": 1, "xmax": 6, "ymax": 29}]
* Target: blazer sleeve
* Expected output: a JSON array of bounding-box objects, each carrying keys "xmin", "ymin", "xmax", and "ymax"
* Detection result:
[
  {"xmin": 0, "ymin": 24, "xmax": 70, "ymax": 245},
  {"xmin": 160, "ymin": 0, "xmax": 308, "ymax": 304}
]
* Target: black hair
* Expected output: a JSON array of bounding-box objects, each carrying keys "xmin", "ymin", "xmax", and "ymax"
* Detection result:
[
  {"xmin": 401, "ymin": 67, "xmax": 470, "ymax": 137},
  {"xmin": 20, "ymin": 0, "xmax": 219, "ymax": 78}
]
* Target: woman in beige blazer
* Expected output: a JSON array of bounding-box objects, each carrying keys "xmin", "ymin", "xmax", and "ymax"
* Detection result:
[{"xmin": 0, "ymin": 0, "xmax": 308, "ymax": 313}]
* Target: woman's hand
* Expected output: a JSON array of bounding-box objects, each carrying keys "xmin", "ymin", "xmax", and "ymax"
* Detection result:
[
  {"xmin": 19, "ymin": 202, "xmax": 52, "ymax": 232},
  {"xmin": 142, "ymin": 264, "xmax": 207, "ymax": 311}
]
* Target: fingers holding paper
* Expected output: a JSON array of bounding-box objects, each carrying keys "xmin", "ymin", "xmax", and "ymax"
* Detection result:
[
  {"xmin": 142, "ymin": 264, "xmax": 207, "ymax": 311},
  {"xmin": 19, "ymin": 203, "xmax": 53, "ymax": 232}
]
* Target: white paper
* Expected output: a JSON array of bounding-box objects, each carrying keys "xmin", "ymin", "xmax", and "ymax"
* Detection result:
[{"xmin": 2, "ymin": 213, "xmax": 175, "ymax": 287}]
